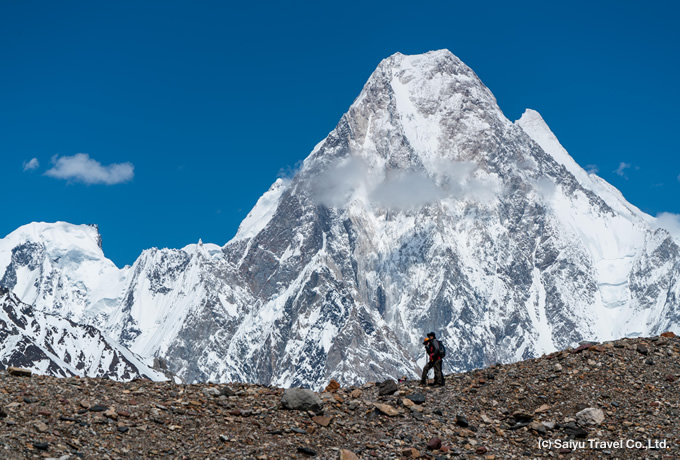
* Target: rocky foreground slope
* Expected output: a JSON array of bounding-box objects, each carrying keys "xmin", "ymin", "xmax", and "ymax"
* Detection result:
[{"xmin": 1, "ymin": 334, "xmax": 678, "ymax": 459}]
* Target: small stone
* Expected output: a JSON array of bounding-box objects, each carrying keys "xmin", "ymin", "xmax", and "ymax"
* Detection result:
[
  {"xmin": 339, "ymin": 449, "xmax": 360, "ymax": 460},
  {"xmin": 221, "ymin": 387, "xmax": 236, "ymax": 397},
  {"xmin": 554, "ymin": 363, "xmax": 563, "ymax": 372},
  {"xmin": 281, "ymin": 388, "xmax": 323, "ymax": 413},
  {"xmin": 645, "ymin": 358, "xmax": 655, "ymax": 365},
  {"xmin": 0, "ymin": 407, "xmax": 6, "ymax": 418},
  {"xmin": 377, "ymin": 379, "xmax": 398, "ymax": 396},
  {"xmin": 455, "ymin": 415, "xmax": 469, "ymax": 427},
  {"xmin": 312, "ymin": 415, "xmax": 333, "ymax": 427},
  {"xmin": 401, "ymin": 447, "xmax": 420, "ymax": 458},
  {"xmin": 406, "ymin": 393, "xmax": 426, "ymax": 405},
  {"xmin": 117, "ymin": 426, "xmax": 129, "ymax": 433},
  {"xmin": 350, "ymin": 389, "xmax": 362, "ymax": 399},
  {"xmin": 512, "ymin": 410, "xmax": 533, "ymax": 422},
  {"xmin": 427, "ymin": 437, "xmax": 442, "ymax": 450},
  {"xmin": 219, "ymin": 434, "xmax": 229, "ymax": 442},
  {"xmin": 7, "ymin": 367, "xmax": 32, "ymax": 377},
  {"xmin": 476, "ymin": 446, "xmax": 488, "ymax": 454},
  {"xmin": 291, "ymin": 427, "xmax": 307, "ymax": 434},
  {"xmin": 637, "ymin": 344, "xmax": 649, "ymax": 355},
  {"xmin": 562, "ymin": 422, "xmax": 588, "ymax": 438},
  {"xmin": 528, "ymin": 421, "xmax": 547, "ymax": 434},
  {"xmin": 32, "ymin": 442, "xmax": 49, "ymax": 450},
  {"xmin": 34, "ymin": 421, "xmax": 48, "ymax": 433},
  {"xmin": 104, "ymin": 409, "xmax": 118, "ymax": 420},
  {"xmin": 575, "ymin": 408, "xmax": 605, "ymax": 426},
  {"xmin": 297, "ymin": 446, "xmax": 317, "ymax": 456},
  {"xmin": 409, "ymin": 404, "xmax": 424, "ymax": 413},
  {"xmin": 373, "ymin": 403, "xmax": 400, "ymax": 417},
  {"xmin": 534, "ymin": 404, "xmax": 550, "ymax": 414},
  {"xmin": 324, "ymin": 379, "xmax": 341, "ymax": 392},
  {"xmin": 89, "ymin": 405, "xmax": 108, "ymax": 412},
  {"xmin": 23, "ymin": 397, "xmax": 37, "ymax": 404},
  {"xmin": 402, "ymin": 398, "xmax": 414, "ymax": 408}
]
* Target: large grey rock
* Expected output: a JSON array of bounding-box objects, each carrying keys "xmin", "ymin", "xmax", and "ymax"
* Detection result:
[
  {"xmin": 377, "ymin": 379, "xmax": 398, "ymax": 396},
  {"xmin": 576, "ymin": 407, "xmax": 605, "ymax": 425},
  {"xmin": 281, "ymin": 388, "xmax": 323, "ymax": 413}
]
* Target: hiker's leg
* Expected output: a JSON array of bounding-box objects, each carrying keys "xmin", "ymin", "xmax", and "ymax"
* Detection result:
[
  {"xmin": 420, "ymin": 361, "xmax": 433, "ymax": 384},
  {"xmin": 434, "ymin": 360, "xmax": 444, "ymax": 386}
]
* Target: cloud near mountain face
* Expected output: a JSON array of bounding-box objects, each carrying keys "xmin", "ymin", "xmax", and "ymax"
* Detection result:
[
  {"xmin": 45, "ymin": 153, "xmax": 134, "ymax": 185},
  {"xmin": 308, "ymin": 155, "xmax": 500, "ymax": 210}
]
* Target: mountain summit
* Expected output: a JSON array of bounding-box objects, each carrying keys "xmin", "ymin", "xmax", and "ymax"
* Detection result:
[{"xmin": 2, "ymin": 50, "xmax": 679, "ymax": 388}]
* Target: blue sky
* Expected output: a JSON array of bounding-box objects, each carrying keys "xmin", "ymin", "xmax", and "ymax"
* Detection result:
[{"xmin": 2, "ymin": 1, "xmax": 679, "ymax": 266}]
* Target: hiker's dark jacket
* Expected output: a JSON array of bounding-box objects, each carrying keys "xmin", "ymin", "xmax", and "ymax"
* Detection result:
[{"xmin": 425, "ymin": 340, "xmax": 442, "ymax": 362}]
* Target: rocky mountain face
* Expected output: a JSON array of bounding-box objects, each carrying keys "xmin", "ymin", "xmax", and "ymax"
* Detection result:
[
  {"xmin": 0, "ymin": 287, "xmax": 165, "ymax": 381},
  {"xmin": 1, "ymin": 50, "xmax": 679, "ymax": 389},
  {"xmin": 0, "ymin": 334, "xmax": 678, "ymax": 459}
]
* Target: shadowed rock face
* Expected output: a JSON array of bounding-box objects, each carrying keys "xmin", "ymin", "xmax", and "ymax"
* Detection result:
[
  {"xmin": 0, "ymin": 289, "xmax": 165, "ymax": 381},
  {"xmin": 1, "ymin": 50, "xmax": 679, "ymax": 390}
]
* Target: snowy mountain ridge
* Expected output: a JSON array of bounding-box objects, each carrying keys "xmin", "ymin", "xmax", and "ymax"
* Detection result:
[{"xmin": 1, "ymin": 50, "xmax": 679, "ymax": 388}]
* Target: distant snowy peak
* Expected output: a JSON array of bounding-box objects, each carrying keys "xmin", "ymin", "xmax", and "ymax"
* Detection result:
[{"xmin": 0, "ymin": 221, "xmax": 108, "ymax": 270}]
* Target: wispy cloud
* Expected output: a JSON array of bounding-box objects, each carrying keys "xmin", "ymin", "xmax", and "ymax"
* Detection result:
[
  {"xmin": 22, "ymin": 158, "xmax": 40, "ymax": 171},
  {"xmin": 585, "ymin": 164, "xmax": 599, "ymax": 175},
  {"xmin": 677, "ymin": 173, "xmax": 680, "ymax": 182},
  {"xmin": 308, "ymin": 155, "xmax": 500, "ymax": 211},
  {"xmin": 655, "ymin": 212, "xmax": 680, "ymax": 242},
  {"xmin": 45, "ymin": 153, "xmax": 134, "ymax": 185},
  {"xmin": 614, "ymin": 162, "xmax": 631, "ymax": 178}
]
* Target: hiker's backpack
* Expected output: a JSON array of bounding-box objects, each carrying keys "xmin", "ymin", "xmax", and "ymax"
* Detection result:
[{"xmin": 437, "ymin": 340, "xmax": 446, "ymax": 359}]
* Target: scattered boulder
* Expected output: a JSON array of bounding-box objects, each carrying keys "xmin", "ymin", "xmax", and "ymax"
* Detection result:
[
  {"xmin": 512, "ymin": 410, "xmax": 533, "ymax": 422},
  {"xmin": 312, "ymin": 415, "xmax": 333, "ymax": 427},
  {"xmin": 406, "ymin": 393, "xmax": 425, "ymax": 405},
  {"xmin": 373, "ymin": 403, "xmax": 400, "ymax": 417},
  {"xmin": 661, "ymin": 331, "xmax": 677, "ymax": 338},
  {"xmin": 576, "ymin": 407, "xmax": 605, "ymax": 425},
  {"xmin": 377, "ymin": 379, "xmax": 398, "ymax": 396},
  {"xmin": 324, "ymin": 379, "xmax": 341, "ymax": 393},
  {"xmin": 297, "ymin": 446, "xmax": 317, "ymax": 456},
  {"xmin": 339, "ymin": 449, "xmax": 359, "ymax": 460},
  {"xmin": 534, "ymin": 404, "xmax": 550, "ymax": 414},
  {"xmin": 427, "ymin": 437, "xmax": 442, "ymax": 450},
  {"xmin": 7, "ymin": 367, "xmax": 32, "ymax": 377},
  {"xmin": 561, "ymin": 422, "xmax": 588, "ymax": 438},
  {"xmin": 401, "ymin": 447, "xmax": 420, "ymax": 458},
  {"xmin": 637, "ymin": 344, "xmax": 649, "ymax": 355},
  {"xmin": 281, "ymin": 388, "xmax": 323, "ymax": 413},
  {"xmin": 455, "ymin": 415, "xmax": 469, "ymax": 427}
]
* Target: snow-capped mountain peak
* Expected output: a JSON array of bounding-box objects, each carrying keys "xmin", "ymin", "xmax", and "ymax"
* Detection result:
[{"xmin": 2, "ymin": 50, "xmax": 679, "ymax": 389}]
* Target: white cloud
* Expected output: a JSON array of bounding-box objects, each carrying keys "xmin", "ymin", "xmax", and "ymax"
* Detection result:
[
  {"xmin": 585, "ymin": 164, "xmax": 599, "ymax": 175},
  {"xmin": 677, "ymin": 173, "xmax": 680, "ymax": 182},
  {"xmin": 45, "ymin": 153, "xmax": 134, "ymax": 185},
  {"xmin": 655, "ymin": 212, "xmax": 680, "ymax": 243},
  {"xmin": 308, "ymin": 155, "xmax": 500, "ymax": 211},
  {"xmin": 614, "ymin": 162, "xmax": 631, "ymax": 177},
  {"xmin": 22, "ymin": 158, "xmax": 40, "ymax": 171}
]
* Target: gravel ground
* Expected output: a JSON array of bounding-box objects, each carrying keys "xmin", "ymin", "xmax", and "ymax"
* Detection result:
[{"xmin": 1, "ymin": 333, "xmax": 678, "ymax": 459}]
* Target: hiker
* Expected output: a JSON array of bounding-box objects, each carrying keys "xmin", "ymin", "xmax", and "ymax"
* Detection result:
[{"xmin": 420, "ymin": 332, "xmax": 445, "ymax": 387}]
